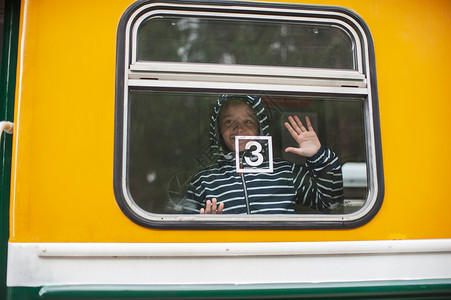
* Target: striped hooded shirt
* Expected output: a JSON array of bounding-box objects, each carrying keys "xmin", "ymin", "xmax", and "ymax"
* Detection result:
[{"xmin": 184, "ymin": 95, "xmax": 343, "ymax": 214}]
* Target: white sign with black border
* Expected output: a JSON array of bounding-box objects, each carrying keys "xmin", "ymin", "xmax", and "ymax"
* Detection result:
[{"xmin": 235, "ymin": 136, "xmax": 273, "ymax": 173}]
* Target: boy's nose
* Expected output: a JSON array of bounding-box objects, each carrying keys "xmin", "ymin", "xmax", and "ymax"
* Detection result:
[{"xmin": 233, "ymin": 121, "xmax": 245, "ymax": 132}]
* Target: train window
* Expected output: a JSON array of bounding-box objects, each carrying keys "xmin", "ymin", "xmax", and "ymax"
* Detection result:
[{"xmin": 114, "ymin": 0, "xmax": 384, "ymax": 229}]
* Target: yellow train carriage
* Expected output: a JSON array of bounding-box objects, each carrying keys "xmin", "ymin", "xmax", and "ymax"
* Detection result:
[{"xmin": 0, "ymin": 0, "xmax": 450, "ymax": 298}]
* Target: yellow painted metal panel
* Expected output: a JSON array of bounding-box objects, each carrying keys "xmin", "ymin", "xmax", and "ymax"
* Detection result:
[{"xmin": 9, "ymin": 0, "xmax": 451, "ymax": 242}]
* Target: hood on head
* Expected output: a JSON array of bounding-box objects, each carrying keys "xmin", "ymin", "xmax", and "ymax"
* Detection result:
[{"xmin": 209, "ymin": 94, "xmax": 269, "ymax": 157}]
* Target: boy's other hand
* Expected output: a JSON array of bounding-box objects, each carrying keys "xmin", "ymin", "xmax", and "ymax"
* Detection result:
[{"xmin": 200, "ymin": 198, "xmax": 224, "ymax": 214}]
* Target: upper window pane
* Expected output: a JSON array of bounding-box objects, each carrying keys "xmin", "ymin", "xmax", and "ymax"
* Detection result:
[{"xmin": 137, "ymin": 17, "xmax": 355, "ymax": 69}]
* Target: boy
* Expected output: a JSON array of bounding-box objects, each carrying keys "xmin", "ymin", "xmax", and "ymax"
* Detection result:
[{"xmin": 184, "ymin": 95, "xmax": 343, "ymax": 214}]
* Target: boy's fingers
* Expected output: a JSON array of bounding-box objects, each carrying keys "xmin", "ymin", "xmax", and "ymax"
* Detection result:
[
  {"xmin": 211, "ymin": 198, "xmax": 218, "ymax": 213},
  {"xmin": 285, "ymin": 146, "xmax": 302, "ymax": 155},
  {"xmin": 294, "ymin": 115, "xmax": 306, "ymax": 132},
  {"xmin": 284, "ymin": 122, "xmax": 298, "ymax": 139},
  {"xmin": 287, "ymin": 116, "xmax": 301, "ymax": 135},
  {"xmin": 289, "ymin": 115, "xmax": 307, "ymax": 133},
  {"xmin": 305, "ymin": 116, "xmax": 313, "ymax": 131},
  {"xmin": 205, "ymin": 200, "xmax": 212, "ymax": 213},
  {"xmin": 202, "ymin": 199, "xmax": 223, "ymax": 214},
  {"xmin": 217, "ymin": 202, "xmax": 225, "ymax": 214}
]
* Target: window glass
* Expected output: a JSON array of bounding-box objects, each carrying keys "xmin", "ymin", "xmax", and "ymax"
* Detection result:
[
  {"xmin": 137, "ymin": 17, "xmax": 355, "ymax": 69},
  {"xmin": 127, "ymin": 90, "xmax": 366, "ymax": 214}
]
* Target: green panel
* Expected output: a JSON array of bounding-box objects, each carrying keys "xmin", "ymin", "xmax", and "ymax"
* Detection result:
[
  {"xmin": 0, "ymin": 0, "xmax": 21, "ymax": 299},
  {"xmin": 7, "ymin": 287, "xmax": 41, "ymax": 300},
  {"xmin": 6, "ymin": 279, "xmax": 451, "ymax": 300}
]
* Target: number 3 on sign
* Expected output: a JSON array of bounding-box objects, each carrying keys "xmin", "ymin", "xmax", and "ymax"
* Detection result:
[
  {"xmin": 244, "ymin": 141, "xmax": 264, "ymax": 167},
  {"xmin": 235, "ymin": 136, "xmax": 273, "ymax": 173}
]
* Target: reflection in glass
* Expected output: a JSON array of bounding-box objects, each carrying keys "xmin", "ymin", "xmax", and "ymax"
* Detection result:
[
  {"xmin": 137, "ymin": 17, "xmax": 354, "ymax": 69},
  {"xmin": 127, "ymin": 91, "xmax": 367, "ymax": 214}
]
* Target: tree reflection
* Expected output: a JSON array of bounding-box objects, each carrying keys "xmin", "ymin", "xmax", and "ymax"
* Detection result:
[{"xmin": 137, "ymin": 17, "xmax": 354, "ymax": 69}]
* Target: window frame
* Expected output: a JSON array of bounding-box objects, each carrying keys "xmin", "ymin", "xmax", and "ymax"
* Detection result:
[{"xmin": 114, "ymin": 0, "xmax": 384, "ymax": 229}]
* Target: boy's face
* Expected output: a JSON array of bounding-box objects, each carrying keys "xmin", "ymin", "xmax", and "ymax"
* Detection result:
[{"xmin": 219, "ymin": 102, "xmax": 259, "ymax": 152}]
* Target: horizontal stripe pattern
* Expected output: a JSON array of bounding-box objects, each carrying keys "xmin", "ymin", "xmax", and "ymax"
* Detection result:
[{"xmin": 184, "ymin": 147, "xmax": 343, "ymax": 214}]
